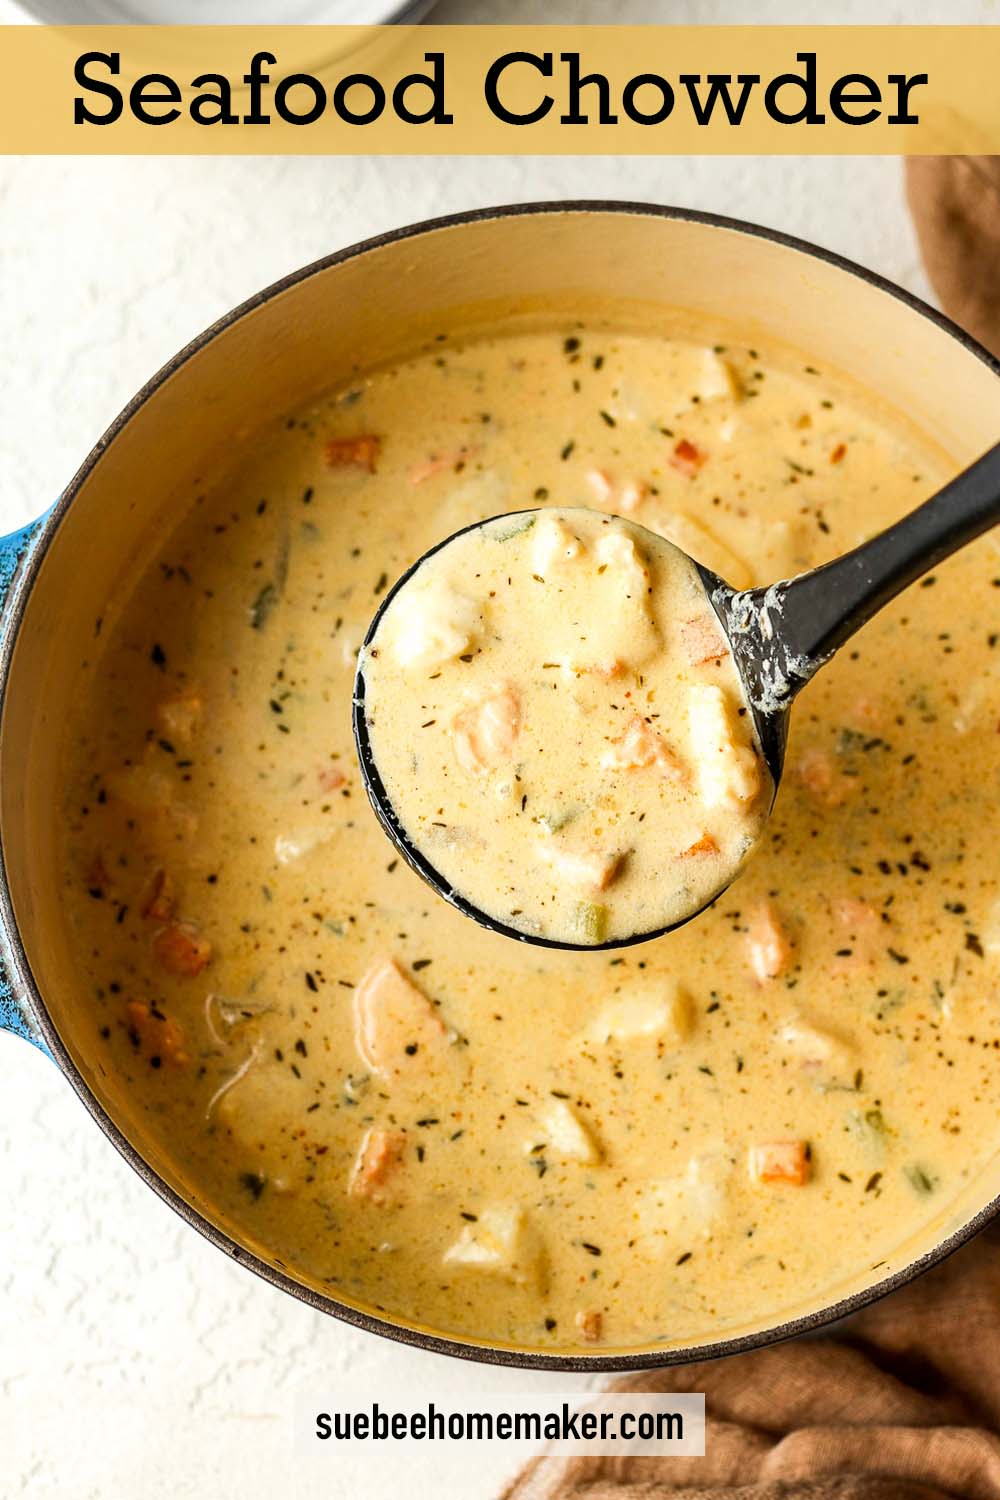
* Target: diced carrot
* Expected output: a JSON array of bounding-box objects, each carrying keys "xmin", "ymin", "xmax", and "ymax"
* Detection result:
[
  {"xmin": 452, "ymin": 684, "xmax": 521, "ymax": 775},
  {"xmin": 795, "ymin": 746, "xmax": 853, "ymax": 807},
  {"xmin": 574, "ymin": 1309, "xmax": 603, "ymax": 1342},
  {"xmin": 152, "ymin": 921, "xmax": 212, "ymax": 978},
  {"xmin": 317, "ymin": 764, "xmax": 348, "ymax": 793},
  {"xmin": 746, "ymin": 901, "xmax": 794, "ymax": 982},
  {"xmin": 142, "ymin": 868, "xmax": 176, "ymax": 923},
  {"xmin": 348, "ymin": 1127, "xmax": 407, "ymax": 1202},
  {"xmin": 324, "ymin": 434, "xmax": 381, "ymax": 473},
  {"xmin": 680, "ymin": 833, "xmax": 719, "ymax": 858},
  {"xmin": 353, "ymin": 958, "xmax": 450, "ymax": 1081},
  {"xmin": 669, "ymin": 439, "xmax": 708, "ymax": 478},
  {"xmin": 125, "ymin": 998, "xmax": 189, "ymax": 1067},
  {"xmin": 830, "ymin": 442, "xmax": 847, "ymax": 464},
  {"xmin": 601, "ymin": 715, "xmax": 686, "ymax": 781},
  {"xmin": 681, "ymin": 614, "xmax": 727, "ymax": 666},
  {"xmin": 748, "ymin": 1140, "xmax": 810, "ymax": 1186}
]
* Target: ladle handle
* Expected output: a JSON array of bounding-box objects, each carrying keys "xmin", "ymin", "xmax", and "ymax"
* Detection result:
[{"xmin": 740, "ymin": 439, "xmax": 1000, "ymax": 688}]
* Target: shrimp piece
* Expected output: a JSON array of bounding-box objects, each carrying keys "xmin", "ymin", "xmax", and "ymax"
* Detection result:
[
  {"xmin": 749, "ymin": 1141, "xmax": 810, "ymax": 1186},
  {"xmin": 669, "ymin": 439, "xmax": 708, "ymax": 477},
  {"xmin": 125, "ymin": 999, "xmax": 189, "ymax": 1067},
  {"xmin": 353, "ymin": 958, "xmax": 450, "ymax": 1081},
  {"xmin": 452, "ymin": 684, "xmax": 521, "ymax": 774},
  {"xmin": 536, "ymin": 843, "xmax": 624, "ymax": 892},
  {"xmin": 679, "ymin": 833, "xmax": 719, "ymax": 858},
  {"xmin": 317, "ymin": 764, "xmax": 348, "ymax": 793},
  {"xmin": 409, "ymin": 446, "xmax": 478, "ymax": 485},
  {"xmin": 152, "ymin": 921, "xmax": 212, "ymax": 978},
  {"xmin": 831, "ymin": 897, "xmax": 882, "ymax": 973},
  {"xmin": 348, "ymin": 1128, "xmax": 407, "ymax": 1203},
  {"xmin": 796, "ymin": 746, "xmax": 854, "ymax": 807},
  {"xmin": 324, "ymin": 434, "xmax": 381, "ymax": 472},
  {"xmin": 747, "ymin": 901, "xmax": 794, "ymax": 981},
  {"xmin": 601, "ymin": 715, "xmax": 687, "ymax": 781},
  {"xmin": 681, "ymin": 614, "xmax": 727, "ymax": 667}
]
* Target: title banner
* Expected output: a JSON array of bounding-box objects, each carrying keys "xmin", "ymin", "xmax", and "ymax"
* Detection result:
[{"xmin": 0, "ymin": 25, "xmax": 997, "ymax": 154}]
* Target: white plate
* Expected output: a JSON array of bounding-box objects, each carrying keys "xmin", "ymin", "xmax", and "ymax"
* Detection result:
[{"xmin": 5, "ymin": 0, "xmax": 432, "ymax": 22}]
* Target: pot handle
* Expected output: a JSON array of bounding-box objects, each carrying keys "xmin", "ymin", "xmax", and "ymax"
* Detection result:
[
  {"xmin": 0, "ymin": 513, "xmax": 53, "ymax": 1054},
  {"xmin": 0, "ymin": 970, "xmax": 47, "ymax": 1052}
]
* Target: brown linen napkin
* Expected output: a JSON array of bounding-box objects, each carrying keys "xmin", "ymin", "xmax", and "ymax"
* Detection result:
[
  {"xmin": 502, "ymin": 1229, "xmax": 1000, "ymax": 1500},
  {"xmin": 906, "ymin": 157, "xmax": 1000, "ymax": 358}
]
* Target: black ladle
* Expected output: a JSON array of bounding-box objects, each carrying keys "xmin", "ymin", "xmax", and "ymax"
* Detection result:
[{"xmin": 354, "ymin": 442, "xmax": 1000, "ymax": 950}]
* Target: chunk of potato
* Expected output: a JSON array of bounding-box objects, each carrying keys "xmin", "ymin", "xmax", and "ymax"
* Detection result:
[
  {"xmin": 529, "ymin": 1098, "xmax": 602, "ymax": 1164},
  {"xmin": 582, "ymin": 984, "xmax": 693, "ymax": 1045},
  {"xmin": 695, "ymin": 349, "xmax": 742, "ymax": 403},
  {"xmin": 274, "ymin": 825, "xmax": 337, "ymax": 865},
  {"xmin": 636, "ymin": 1153, "xmax": 732, "ymax": 1248},
  {"xmin": 687, "ymin": 682, "xmax": 761, "ymax": 810},
  {"xmin": 384, "ymin": 578, "xmax": 480, "ymax": 671},
  {"xmin": 531, "ymin": 513, "xmax": 584, "ymax": 572},
  {"xmin": 535, "ymin": 842, "xmax": 624, "ymax": 893},
  {"xmin": 443, "ymin": 1204, "xmax": 547, "ymax": 1290},
  {"xmin": 775, "ymin": 1018, "xmax": 856, "ymax": 1089}
]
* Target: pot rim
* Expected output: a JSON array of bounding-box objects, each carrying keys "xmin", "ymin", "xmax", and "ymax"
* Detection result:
[{"xmin": 5, "ymin": 198, "xmax": 1000, "ymax": 1371}]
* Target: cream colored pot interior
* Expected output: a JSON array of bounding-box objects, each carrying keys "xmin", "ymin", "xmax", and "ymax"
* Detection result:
[{"xmin": 4, "ymin": 208, "xmax": 1000, "ymax": 1355}]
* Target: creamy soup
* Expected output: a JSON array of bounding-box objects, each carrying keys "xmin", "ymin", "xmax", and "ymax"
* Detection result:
[
  {"xmin": 59, "ymin": 326, "xmax": 1000, "ymax": 1354},
  {"xmin": 359, "ymin": 507, "xmax": 770, "ymax": 945}
]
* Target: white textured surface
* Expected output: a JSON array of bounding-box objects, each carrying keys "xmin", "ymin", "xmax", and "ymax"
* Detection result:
[{"xmin": 0, "ymin": 3, "xmax": 994, "ymax": 1496}]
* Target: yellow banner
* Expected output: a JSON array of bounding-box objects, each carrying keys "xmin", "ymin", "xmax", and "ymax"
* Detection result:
[{"xmin": 0, "ymin": 25, "xmax": 997, "ymax": 154}]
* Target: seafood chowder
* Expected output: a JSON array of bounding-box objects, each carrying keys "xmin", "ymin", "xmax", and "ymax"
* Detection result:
[
  {"xmin": 61, "ymin": 325, "xmax": 1000, "ymax": 1354},
  {"xmin": 359, "ymin": 507, "xmax": 770, "ymax": 945}
]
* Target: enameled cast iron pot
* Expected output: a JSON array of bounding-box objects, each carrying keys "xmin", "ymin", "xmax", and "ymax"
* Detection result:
[{"xmin": 2, "ymin": 203, "xmax": 999, "ymax": 1370}]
